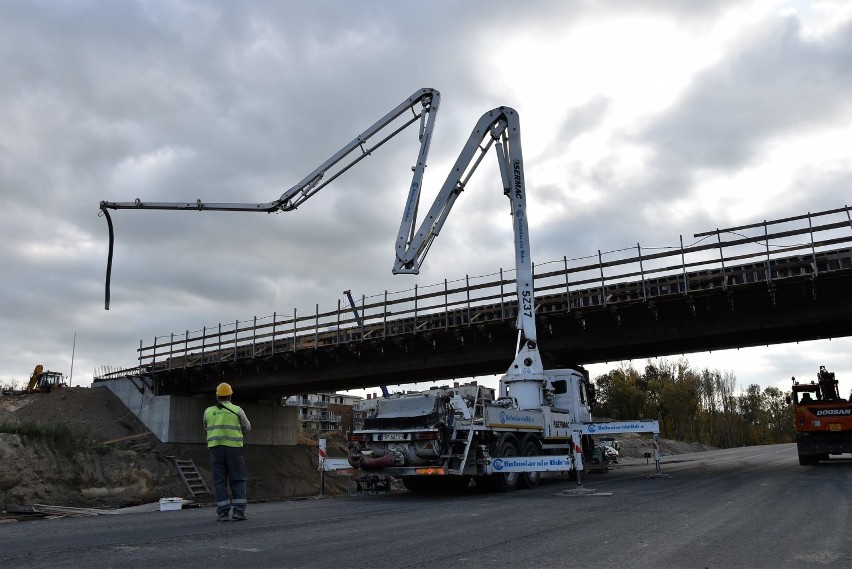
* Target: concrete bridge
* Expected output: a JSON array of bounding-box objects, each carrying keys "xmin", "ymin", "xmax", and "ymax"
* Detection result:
[{"xmin": 96, "ymin": 206, "xmax": 852, "ymax": 400}]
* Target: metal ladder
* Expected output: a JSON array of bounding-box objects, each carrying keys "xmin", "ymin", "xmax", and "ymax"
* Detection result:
[
  {"xmin": 168, "ymin": 456, "xmax": 211, "ymax": 498},
  {"xmin": 446, "ymin": 427, "xmax": 476, "ymax": 475},
  {"xmin": 445, "ymin": 390, "xmax": 480, "ymax": 475}
]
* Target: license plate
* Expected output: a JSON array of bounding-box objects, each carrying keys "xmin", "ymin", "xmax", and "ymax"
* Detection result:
[{"xmin": 381, "ymin": 433, "xmax": 407, "ymax": 441}]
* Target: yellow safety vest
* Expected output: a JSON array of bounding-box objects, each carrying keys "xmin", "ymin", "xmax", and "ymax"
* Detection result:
[{"xmin": 204, "ymin": 402, "xmax": 244, "ymax": 448}]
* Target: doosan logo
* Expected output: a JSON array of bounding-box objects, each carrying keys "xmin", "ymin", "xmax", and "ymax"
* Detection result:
[{"xmin": 815, "ymin": 408, "xmax": 851, "ymax": 416}]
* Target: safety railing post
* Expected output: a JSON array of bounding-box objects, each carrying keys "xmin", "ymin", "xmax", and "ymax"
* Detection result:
[
  {"xmin": 201, "ymin": 326, "xmax": 206, "ymax": 365},
  {"xmin": 138, "ymin": 339, "xmax": 143, "ymax": 368},
  {"xmin": 360, "ymin": 294, "xmax": 366, "ymax": 338},
  {"xmin": 500, "ymin": 268, "xmax": 506, "ymax": 320},
  {"xmin": 234, "ymin": 320, "xmax": 239, "ymax": 360},
  {"xmin": 414, "ymin": 284, "xmax": 418, "ymax": 332},
  {"xmin": 218, "ymin": 323, "xmax": 222, "ymax": 362},
  {"xmin": 764, "ymin": 221, "xmax": 773, "ymax": 287},
  {"xmin": 563, "ymin": 257, "xmax": 571, "ymax": 309},
  {"xmin": 637, "ymin": 244, "xmax": 648, "ymax": 302},
  {"xmin": 716, "ymin": 232, "xmax": 727, "ymax": 291},
  {"xmin": 271, "ymin": 312, "xmax": 276, "ymax": 356},
  {"xmin": 169, "ymin": 333, "xmax": 174, "ymax": 371},
  {"xmin": 598, "ymin": 250, "xmax": 607, "ymax": 307},
  {"xmin": 292, "ymin": 308, "xmax": 297, "ymax": 353},
  {"xmin": 314, "ymin": 304, "xmax": 319, "ymax": 349},
  {"xmin": 680, "ymin": 236, "xmax": 689, "ymax": 295},
  {"xmin": 184, "ymin": 330, "xmax": 188, "ymax": 369},
  {"xmin": 444, "ymin": 279, "xmax": 449, "ymax": 330},
  {"xmin": 252, "ymin": 316, "xmax": 257, "ymax": 358},
  {"xmin": 336, "ymin": 299, "xmax": 342, "ymax": 345},
  {"xmin": 808, "ymin": 212, "xmax": 818, "ymax": 278},
  {"xmin": 152, "ymin": 336, "xmax": 158, "ymax": 367},
  {"xmin": 383, "ymin": 290, "xmax": 388, "ymax": 338},
  {"xmin": 465, "ymin": 275, "xmax": 471, "ymax": 324},
  {"xmin": 531, "ymin": 261, "xmax": 536, "ymax": 308}
]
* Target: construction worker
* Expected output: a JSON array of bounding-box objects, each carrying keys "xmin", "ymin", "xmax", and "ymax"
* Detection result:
[{"xmin": 203, "ymin": 382, "xmax": 251, "ymax": 521}]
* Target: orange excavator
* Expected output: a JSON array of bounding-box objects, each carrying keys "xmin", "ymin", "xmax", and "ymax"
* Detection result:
[
  {"xmin": 789, "ymin": 366, "xmax": 852, "ymax": 465},
  {"xmin": 26, "ymin": 365, "xmax": 68, "ymax": 393}
]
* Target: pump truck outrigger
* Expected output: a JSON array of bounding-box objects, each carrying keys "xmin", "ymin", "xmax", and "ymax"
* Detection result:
[{"xmin": 99, "ymin": 88, "xmax": 661, "ymax": 491}]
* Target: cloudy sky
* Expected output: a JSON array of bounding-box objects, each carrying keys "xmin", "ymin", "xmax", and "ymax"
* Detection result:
[{"xmin": 2, "ymin": 0, "xmax": 851, "ymax": 397}]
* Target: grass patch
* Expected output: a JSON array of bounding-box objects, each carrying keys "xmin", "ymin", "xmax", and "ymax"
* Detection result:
[{"xmin": 0, "ymin": 420, "xmax": 87, "ymax": 455}]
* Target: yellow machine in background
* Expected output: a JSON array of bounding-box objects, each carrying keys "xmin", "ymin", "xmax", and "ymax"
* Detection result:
[{"xmin": 26, "ymin": 365, "xmax": 68, "ymax": 393}]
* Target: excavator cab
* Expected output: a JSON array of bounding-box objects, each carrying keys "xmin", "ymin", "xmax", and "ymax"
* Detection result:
[
  {"xmin": 27, "ymin": 365, "xmax": 67, "ymax": 393},
  {"xmin": 36, "ymin": 371, "xmax": 67, "ymax": 393}
]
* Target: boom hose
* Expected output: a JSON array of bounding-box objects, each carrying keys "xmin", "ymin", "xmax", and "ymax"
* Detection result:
[{"xmin": 100, "ymin": 205, "xmax": 114, "ymax": 310}]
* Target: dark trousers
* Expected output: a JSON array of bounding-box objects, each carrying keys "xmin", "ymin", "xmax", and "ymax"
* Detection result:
[{"xmin": 209, "ymin": 445, "xmax": 247, "ymax": 516}]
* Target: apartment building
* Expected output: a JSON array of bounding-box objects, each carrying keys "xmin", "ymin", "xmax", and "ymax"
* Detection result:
[{"xmin": 284, "ymin": 392, "xmax": 364, "ymax": 434}]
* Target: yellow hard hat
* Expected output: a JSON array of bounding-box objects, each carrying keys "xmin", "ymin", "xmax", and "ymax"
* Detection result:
[{"xmin": 216, "ymin": 382, "xmax": 233, "ymax": 397}]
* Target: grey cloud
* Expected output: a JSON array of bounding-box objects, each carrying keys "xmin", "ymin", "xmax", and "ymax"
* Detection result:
[
  {"xmin": 1, "ymin": 1, "xmax": 850, "ymax": 394},
  {"xmin": 639, "ymin": 15, "xmax": 852, "ymax": 177}
]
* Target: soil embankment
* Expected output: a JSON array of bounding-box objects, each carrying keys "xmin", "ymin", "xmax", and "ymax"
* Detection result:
[{"xmin": 0, "ymin": 388, "xmax": 349, "ymax": 511}]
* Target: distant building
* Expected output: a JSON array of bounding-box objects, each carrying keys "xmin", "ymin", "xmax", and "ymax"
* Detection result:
[{"xmin": 284, "ymin": 392, "xmax": 363, "ymax": 434}]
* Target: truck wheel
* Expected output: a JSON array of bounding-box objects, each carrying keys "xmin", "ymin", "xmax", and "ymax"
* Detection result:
[
  {"xmin": 480, "ymin": 437, "xmax": 520, "ymax": 492},
  {"xmin": 519, "ymin": 440, "xmax": 541, "ymax": 489}
]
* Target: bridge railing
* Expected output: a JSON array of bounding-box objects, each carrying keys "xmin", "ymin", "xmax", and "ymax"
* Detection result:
[{"xmin": 96, "ymin": 206, "xmax": 852, "ymax": 379}]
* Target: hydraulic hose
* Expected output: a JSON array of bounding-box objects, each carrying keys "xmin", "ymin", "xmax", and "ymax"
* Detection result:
[{"xmin": 100, "ymin": 204, "xmax": 114, "ymax": 310}]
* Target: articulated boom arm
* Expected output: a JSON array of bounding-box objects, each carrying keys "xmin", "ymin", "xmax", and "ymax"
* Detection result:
[
  {"xmin": 393, "ymin": 106, "xmax": 536, "ymax": 345},
  {"xmin": 100, "ymin": 88, "xmax": 439, "ymax": 214},
  {"xmin": 98, "ymin": 89, "xmax": 537, "ymax": 350},
  {"xmin": 100, "ymin": 88, "xmax": 439, "ymax": 310}
]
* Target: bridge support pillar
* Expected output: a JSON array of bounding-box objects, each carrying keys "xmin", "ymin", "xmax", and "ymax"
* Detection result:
[{"xmin": 98, "ymin": 377, "xmax": 298, "ymax": 445}]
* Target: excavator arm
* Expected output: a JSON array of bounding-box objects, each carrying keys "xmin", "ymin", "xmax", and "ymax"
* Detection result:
[{"xmin": 99, "ymin": 89, "xmax": 539, "ymax": 372}]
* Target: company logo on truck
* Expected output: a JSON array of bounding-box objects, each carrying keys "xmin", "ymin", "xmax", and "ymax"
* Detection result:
[
  {"xmin": 492, "ymin": 457, "xmax": 572, "ymax": 471},
  {"xmin": 814, "ymin": 408, "xmax": 852, "ymax": 416},
  {"xmin": 587, "ymin": 422, "xmax": 648, "ymax": 433},
  {"xmin": 499, "ymin": 411, "xmax": 536, "ymax": 424}
]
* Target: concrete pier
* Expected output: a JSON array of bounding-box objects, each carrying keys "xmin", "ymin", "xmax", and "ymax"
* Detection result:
[{"xmin": 98, "ymin": 377, "xmax": 297, "ymax": 445}]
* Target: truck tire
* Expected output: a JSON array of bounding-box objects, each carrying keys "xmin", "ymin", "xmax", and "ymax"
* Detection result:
[
  {"xmin": 519, "ymin": 439, "xmax": 541, "ymax": 489},
  {"xmin": 479, "ymin": 436, "xmax": 520, "ymax": 492}
]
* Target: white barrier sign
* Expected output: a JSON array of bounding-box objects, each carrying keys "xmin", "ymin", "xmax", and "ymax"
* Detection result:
[{"xmin": 490, "ymin": 455, "xmax": 573, "ymax": 473}]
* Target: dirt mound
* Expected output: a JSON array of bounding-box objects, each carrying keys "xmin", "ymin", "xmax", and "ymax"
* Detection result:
[
  {"xmin": 7, "ymin": 387, "xmax": 150, "ymax": 442},
  {"xmin": 0, "ymin": 388, "xmax": 349, "ymax": 512},
  {"xmin": 606, "ymin": 432, "xmax": 716, "ymax": 460}
]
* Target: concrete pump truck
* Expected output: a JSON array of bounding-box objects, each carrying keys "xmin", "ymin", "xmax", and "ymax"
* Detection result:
[{"xmin": 99, "ymin": 88, "xmax": 661, "ymax": 492}]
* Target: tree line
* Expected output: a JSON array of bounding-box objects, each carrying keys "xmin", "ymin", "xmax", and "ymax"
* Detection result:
[{"xmin": 592, "ymin": 359, "xmax": 795, "ymax": 448}]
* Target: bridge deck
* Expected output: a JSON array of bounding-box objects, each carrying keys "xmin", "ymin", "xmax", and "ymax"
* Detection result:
[{"xmin": 95, "ymin": 206, "xmax": 852, "ymax": 397}]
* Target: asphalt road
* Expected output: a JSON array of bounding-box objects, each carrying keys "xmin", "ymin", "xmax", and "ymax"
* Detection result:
[{"xmin": 2, "ymin": 443, "xmax": 850, "ymax": 569}]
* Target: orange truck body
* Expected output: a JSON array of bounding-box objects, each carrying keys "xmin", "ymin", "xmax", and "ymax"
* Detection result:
[{"xmin": 790, "ymin": 366, "xmax": 852, "ymax": 465}]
